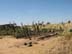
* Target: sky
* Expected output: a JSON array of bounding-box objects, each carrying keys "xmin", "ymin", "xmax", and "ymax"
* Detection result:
[{"xmin": 0, "ymin": 0, "xmax": 72, "ymax": 25}]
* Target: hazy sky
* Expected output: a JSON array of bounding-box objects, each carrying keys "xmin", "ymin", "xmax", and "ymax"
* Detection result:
[{"xmin": 0, "ymin": 0, "xmax": 72, "ymax": 25}]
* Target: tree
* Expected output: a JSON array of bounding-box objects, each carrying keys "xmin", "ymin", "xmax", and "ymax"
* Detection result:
[
  {"xmin": 46, "ymin": 22, "xmax": 50, "ymax": 24},
  {"xmin": 68, "ymin": 20, "xmax": 71, "ymax": 23}
]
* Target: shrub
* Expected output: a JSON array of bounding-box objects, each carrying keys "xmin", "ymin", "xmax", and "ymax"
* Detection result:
[
  {"xmin": 69, "ymin": 29, "xmax": 72, "ymax": 32},
  {"xmin": 15, "ymin": 32, "xmax": 25, "ymax": 39},
  {"xmin": 41, "ymin": 28, "xmax": 48, "ymax": 33},
  {"xmin": 68, "ymin": 20, "xmax": 71, "ymax": 23}
]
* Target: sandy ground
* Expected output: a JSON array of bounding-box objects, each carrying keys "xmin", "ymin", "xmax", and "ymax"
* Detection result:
[{"xmin": 0, "ymin": 36, "xmax": 72, "ymax": 54}]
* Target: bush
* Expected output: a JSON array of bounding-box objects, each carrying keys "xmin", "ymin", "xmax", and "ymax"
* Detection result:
[
  {"xmin": 15, "ymin": 33, "xmax": 25, "ymax": 39},
  {"xmin": 69, "ymin": 29, "xmax": 72, "ymax": 32},
  {"xmin": 41, "ymin": 28, "xmax": 48, "ymax": 33},
  {"xmin": 15, "ymin": 26, "xmax": 32, "ymax": 39}
]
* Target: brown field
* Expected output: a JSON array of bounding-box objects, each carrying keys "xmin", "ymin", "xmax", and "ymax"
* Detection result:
[
  {"xmin": 0, "ymin": 35, "xmax": 72, "ymax": 54},
  {"xmin": 0, "ymin": 23, "xmax": 72, "ymax": 54}
]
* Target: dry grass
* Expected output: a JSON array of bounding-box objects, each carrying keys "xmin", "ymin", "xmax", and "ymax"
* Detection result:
[
  {"xmin": 0, "ymin": 35, "xmax": 72, "ymax": 54},
  {"xmin": 0, "ymin": 23, "xmax": 72, "ymax": 54}
]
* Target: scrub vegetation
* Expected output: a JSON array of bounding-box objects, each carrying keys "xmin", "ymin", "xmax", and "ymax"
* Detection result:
[{"xmin": 0, "ymin": 20, "xmax": 72, "ymax": 54}]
